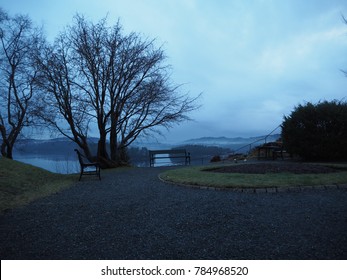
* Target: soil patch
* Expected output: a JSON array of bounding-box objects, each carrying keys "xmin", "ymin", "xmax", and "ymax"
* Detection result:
[{"xmin": 205, "ymin": 162, "xmax": 344, "ymax": 174}]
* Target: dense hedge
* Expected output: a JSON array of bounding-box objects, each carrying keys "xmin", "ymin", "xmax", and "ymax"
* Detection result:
[{"xmin": 281, "ymin": 100, "xmax": 347, "ymax": 161}]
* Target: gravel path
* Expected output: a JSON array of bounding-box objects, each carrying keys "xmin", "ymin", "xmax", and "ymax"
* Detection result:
[{"xmin": 0, "ymin": 166, "xmax": 346, "ymax": 260}]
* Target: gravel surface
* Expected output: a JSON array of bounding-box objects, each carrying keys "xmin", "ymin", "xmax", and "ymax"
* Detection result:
[{"xmin": 0, "ymin": 166, "xmax": 346, "ymax": 260}]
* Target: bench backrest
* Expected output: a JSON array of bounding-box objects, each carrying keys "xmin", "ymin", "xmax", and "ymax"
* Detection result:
[
  {"xmin": 149, "ymin": 149, "xmax": 187, "ymax": 156},
  {"xmin": 74, "ymin": 149, "xmax": 90, "ymax": 166}
]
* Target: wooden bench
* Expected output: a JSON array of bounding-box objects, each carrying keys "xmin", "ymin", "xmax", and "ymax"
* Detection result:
[
  {"xmin": 74, "ymin": 149, "xmax": 101, "ymax": 181},
  {"xmin": 149, "ymin": 149, "xmax": 190, "ymax": 167}
]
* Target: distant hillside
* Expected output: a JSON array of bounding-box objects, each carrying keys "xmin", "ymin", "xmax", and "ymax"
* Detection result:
[
  {"xmin": 12, "ymin": 134, "xmax": 281, "ymax": 157},
  {"xmin": 171, "ymin": 144, "xmax": 232, "ymax": 165},
  {"xmin": 182, "ymin": 134, "xmax": 281, "ymax": 152},
  {"xmin": 14, "ymin": 138, "xmax": 98, "ymax": 157}
]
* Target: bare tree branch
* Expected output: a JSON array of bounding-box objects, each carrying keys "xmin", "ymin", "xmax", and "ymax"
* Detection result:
[
  {"xmin": 35, "ymin": 15, "xmax": 200, "ymax": 166},
  {"xmin": 0, "ymin": 10, "xmax": 44, "ymax": 159}
]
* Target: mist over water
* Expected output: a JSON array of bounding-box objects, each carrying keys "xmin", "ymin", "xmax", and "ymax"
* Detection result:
[
  {"xmin": 12, "ymin": 133, "xmax": 280, "ymax": 173},
  {"xmin": 14, "ymin": 152, "xmax": 172, "ymax": 174}
]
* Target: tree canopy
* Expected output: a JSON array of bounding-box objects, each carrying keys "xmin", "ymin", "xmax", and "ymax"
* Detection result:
[
  {"xmin": 35, "ymin": 15, "xmax": 199, "ymax": 167},
  {"xmin": 281, "ymin": 100, "xmax": 347, "ymax": 161},
  {"xmin": 0, "ymin": 8, "xmax": 44, "ymax": 158}
]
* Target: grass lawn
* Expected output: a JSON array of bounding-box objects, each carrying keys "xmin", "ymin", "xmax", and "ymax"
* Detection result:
[
  {"xmin": 159, "ymin": 163, "xmax": 347, "ymax": 189},
  {"xmin": 0, "ymin": 157, "xmax": 77, "ymax": 213}
]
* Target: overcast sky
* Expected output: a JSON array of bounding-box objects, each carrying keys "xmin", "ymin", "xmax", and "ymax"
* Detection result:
[{"xmin": 2, "ymin": 0, "xmax": 347, "ymax": 142}]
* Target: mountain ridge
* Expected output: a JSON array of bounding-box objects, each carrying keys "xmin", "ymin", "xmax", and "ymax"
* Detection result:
[
  {"xmin": 13, "ymin": 134, "xmax": 281, "ymax": 155},
  {"xmin": 182, "ymin": 134, "xmax": 281, "ymax": 145}
]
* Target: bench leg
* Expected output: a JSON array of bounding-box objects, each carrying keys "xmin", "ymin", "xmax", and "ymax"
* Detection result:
[
  {"xmin": 97, "ymin": 166, "xmax": 101, "ymax": 180},
  {"xmin": 79, "ymin": 170, "xmax": 83, "ymax": 181}
]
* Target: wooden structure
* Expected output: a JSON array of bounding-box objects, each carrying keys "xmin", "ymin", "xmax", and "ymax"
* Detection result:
[
  {"xmin": 256, "ymin": 143, "xmax": 285, "ymax": 160},
  {"xmin": 74, "ymin": 149, "xmax": 101, "ymax": 181},
  {"xmin": 149, "ymin": 149, "xmax": 190, "ymax": 167}
]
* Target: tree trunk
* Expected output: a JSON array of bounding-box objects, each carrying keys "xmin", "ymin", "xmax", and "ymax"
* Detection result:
[
  {"xmin": 109, "ymin": 113, "xmax": 129, "ymax": 166},
  {"xmin": 6, "ymin": 145, "xmax": 13, "ymax": 159},
  {"xmin": 1, "ymin": 142, "xmax": 7, "ymax": 158},
  {"xmin": 117, "ymin": 145, "xmax": 129, "ymax": 165},
  {"xmin": 97, "ymin": 132, "xmax": 118, "ymax": 168},
  {"xmin": 110, "ymin": 140, "xmax": 129, "ymax": 166},
  {"xmin": 97, "ymin": 133, "xmax": 108, "ymax": 159},
  {"xmin": 109, "ymin": 125, "xmax": 117, "ymax": 162},
  {"xmin": 1, "ymin": 141, "xmax": 13, "ymax": 159}
]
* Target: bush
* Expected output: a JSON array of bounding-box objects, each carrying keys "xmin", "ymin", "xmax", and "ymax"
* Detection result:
[
  {"xmin": 281, "ymin": 100, "xmax": 347, "ymax": 161},
  {"xmin": 210, "ymin": 155, "xmax": 221, "ymax": 162}
]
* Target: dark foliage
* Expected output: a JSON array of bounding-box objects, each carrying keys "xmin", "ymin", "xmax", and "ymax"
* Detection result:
[
  {"xmin": 281, "ymin": 100, "xmax": 347, "ymax": 160},
  {"xmin": 210, "ymin": 155, "xmax": 222, "ymax": 162},
  {"xmin": 127, "ymin": 147, "xmax": 149, "ymax": 166}
]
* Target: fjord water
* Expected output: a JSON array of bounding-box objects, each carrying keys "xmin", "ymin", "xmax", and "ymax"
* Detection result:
[
  {"xmin": 14, "ymin": 153, "xmax": 80, "ymax": 174},
  {"xmin": 13, "ymin": 153, "xmax": 170, "ymax": 174}
]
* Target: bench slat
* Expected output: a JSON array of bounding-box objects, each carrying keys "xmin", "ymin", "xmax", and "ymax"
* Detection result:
[
  {"xmin": 74, "ymin": 149, "xmax": 101, "ymax": 181},
  {"xmin": 149, "ymin": 149, "xmax": 190, "ymax": 167},
  {"xmin": 149, "ymin": 149, "xmax": 187, "ymax": 155}
]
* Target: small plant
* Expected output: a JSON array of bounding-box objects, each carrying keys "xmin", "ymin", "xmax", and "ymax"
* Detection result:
[{"xmin": 210, "ymin": 155, "xmax": 221, "ymax": 162}]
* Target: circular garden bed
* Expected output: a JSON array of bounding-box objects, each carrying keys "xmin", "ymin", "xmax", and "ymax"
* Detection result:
[
  {"xmin": 159, "ymin": 161, "xmax": 347, "ymax": 189},
  {"xmin": 204, "ymin": 162, "xmax": 345, "ymax": 174}
]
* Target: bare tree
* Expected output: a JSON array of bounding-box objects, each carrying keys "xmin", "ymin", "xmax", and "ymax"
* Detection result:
[
  {"xmin": 36, "ymin": 15, "xmax": 199, "ymax": 167},
  {"xmin": 34, "ymin": 35, "xmax": 94, "ymax": 159},
  {"xmin": 0, "ymin": 9, "xmax": 43, "ymax": 159}
]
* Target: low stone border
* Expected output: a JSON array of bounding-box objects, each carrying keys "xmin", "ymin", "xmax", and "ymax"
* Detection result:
[{"xmin": 158, "ymin": 174, "xmax": 347, "ymax": 193}]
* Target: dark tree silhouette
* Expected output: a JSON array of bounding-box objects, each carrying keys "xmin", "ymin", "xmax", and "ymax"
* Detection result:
[
  {"xmin": 36, "ymin": 15, "xmax": 199, "ymax": 167},
  {"xmin": 281, "ymin": 100, "xmax": 347, "ymax": 160},
  {"xmin": 0, "ymin": 9, "xmax": 43, "ymax": 159}
]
